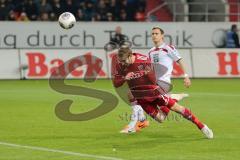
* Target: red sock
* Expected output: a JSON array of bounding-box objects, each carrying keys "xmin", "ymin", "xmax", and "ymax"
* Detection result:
[
  {"xmin": 181, "ymin": 108, "xmax": 204, "ymax": 130},
  {"xmin": 160, "ymin": 106, "xmax": 170, "ymax": 116}
]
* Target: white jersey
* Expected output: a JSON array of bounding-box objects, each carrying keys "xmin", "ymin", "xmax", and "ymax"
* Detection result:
[{"xmin": 148, "ymin": 43, "xmax": 182, "ymax": 84}]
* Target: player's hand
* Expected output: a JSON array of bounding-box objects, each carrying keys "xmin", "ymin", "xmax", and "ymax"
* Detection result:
[
  {"xmin": 125, "ymin": 72, "xmax": 134, "ymax": 80},
  {"xmin": 184, "ymin": 77, "xmax": 191, "ymax": 88},
  {"xmin": 144, "ymin": 66, "xmax": 151, "ymax": 75}
]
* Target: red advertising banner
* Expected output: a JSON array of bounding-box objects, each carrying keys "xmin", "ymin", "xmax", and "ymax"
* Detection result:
[
  {"xmin": 192, "ymin": 49, "xmax": 240, "ymax": 77},
  {"xmin": 0, "ymin": 48, "xmax": 239, "ymax": 79},
  {"xmin": 20, "ymin": 49, "xmax": 108, "ymax": 79}
]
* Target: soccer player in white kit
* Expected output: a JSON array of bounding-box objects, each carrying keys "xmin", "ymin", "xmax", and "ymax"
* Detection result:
[
  {"xmin": 121, "ymin": 26, "xmax": 192, "ymax": 133},
  {"xmin": 149, "ymin": 26, "xmax": 191, "ymax": 93}
]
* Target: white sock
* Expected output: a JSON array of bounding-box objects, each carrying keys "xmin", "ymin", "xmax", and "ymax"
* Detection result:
[
  {"xmin": 128, "ymin": 104, "xmax": 146, "ymax": 130},
  {"xmin": 136, "ymin": 105, "xmax": 146, "ymax": 122},
  {"xmin": 128, "ymin": 114, "xmax": 138, "ymax": 130}
]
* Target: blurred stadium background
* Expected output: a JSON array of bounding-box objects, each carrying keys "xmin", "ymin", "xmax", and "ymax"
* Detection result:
[{"xmin": 0, "ymin": 0, "xmax": 240, "ymax": 160}]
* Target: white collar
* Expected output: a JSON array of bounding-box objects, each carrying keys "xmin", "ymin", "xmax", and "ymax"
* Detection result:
[{"xmin": 155, "ymin": 42, "xmax": 165, "ymax": 48}]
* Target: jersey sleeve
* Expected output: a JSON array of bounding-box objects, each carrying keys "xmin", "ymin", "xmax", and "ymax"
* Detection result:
[
  {"xmin": 167, "ymin": 45, "xmax": 182, "ymax": 62},
  {"xmin": 113, "ymin": 74, "xmax": 125, "ymax": 88},
  {"xmin": 111, "ymin": 55, "xmax": 125, "ymax": 88}
]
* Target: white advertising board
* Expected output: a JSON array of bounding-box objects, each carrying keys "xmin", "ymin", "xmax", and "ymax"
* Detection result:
[
  {"xmin": 0, "ymin": 22, "xmax": 235, "ymax": 49},
  {"xmin": 0, "ymin": 48, "xmax": 239, "ymax": 79},
  {"xmin": 0, "ymin": 50, "xmax": 20, "ymax": 79}
]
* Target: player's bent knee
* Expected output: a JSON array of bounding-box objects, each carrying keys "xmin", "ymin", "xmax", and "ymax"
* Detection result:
[
  {"xmin": 155, "ymin": 112, "xmax": 166, "ymax": 123},
  {"xmin": 170, "ymin": 103, "xmax": 185, "ymax": 113}
]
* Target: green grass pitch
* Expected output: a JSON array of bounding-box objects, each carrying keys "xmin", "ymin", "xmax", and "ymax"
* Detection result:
[{"xmin": 0, "ymin": 79, "xmax": 239, "ymax": 160}]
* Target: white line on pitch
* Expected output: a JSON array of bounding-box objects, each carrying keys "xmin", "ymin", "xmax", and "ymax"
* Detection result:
[
  {"xmin": 188, "ymin": 92, "xmax": 240, "ymax": 97},
  {"xmin": 0, "ymin": 141, "xmax": 123, "ymax": 160}
]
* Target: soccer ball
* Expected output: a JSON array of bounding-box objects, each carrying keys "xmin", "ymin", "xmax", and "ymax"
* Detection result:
[{"xmin": 58, "ymin": 12, "xmax": 76, "ymax": 29}]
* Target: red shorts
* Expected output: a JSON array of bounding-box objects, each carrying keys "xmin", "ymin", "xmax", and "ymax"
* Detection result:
[{"xmin": 137, "ymin": 95, "xmax": 176, "ymax": 118}]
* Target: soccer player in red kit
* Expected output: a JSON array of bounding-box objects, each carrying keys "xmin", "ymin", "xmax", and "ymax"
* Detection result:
[{"xmin": 112, "ymin": 46, "xmax": 213, "ymax": 139}]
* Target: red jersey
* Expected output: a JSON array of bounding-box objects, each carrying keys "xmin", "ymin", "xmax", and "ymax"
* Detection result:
[{"xmin": 112, "ymin": 53, "xmax": 160, "ymax": 100}]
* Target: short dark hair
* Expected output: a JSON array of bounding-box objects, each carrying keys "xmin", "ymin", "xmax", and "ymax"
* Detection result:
[{"xmin": 152, "ymin": 26, "xmax": 164, "ymax": 34}]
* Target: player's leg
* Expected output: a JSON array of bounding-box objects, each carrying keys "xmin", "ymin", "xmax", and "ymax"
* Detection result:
[
  {"xmin": 137, "ymin": 97, "xmax": 213, "ymax": 139},
  {"xmin": 156, "ymin": 80, "xmax": 189, "ymax": 121},
  {"xmin": 163, "ymin": 93, "xmax": 188, "ymax": 119},
  {"xmin": 156, "ymin": 81, "xmax": 172, "ymax": 119},
  {"xmin": 127, "ymin": 91, "xmax": 146, "ymax": 121},
  {"xmin": 154, "ymin": 107, "xmax": 169, "ymax": 123},
  {"xmin": 140, "ymin": 101, "xmax": 165, "ymax": 123},
  {"xmin": 157, "ymin": 96, "xmax": 190, "ymax": 122},
  {"xmin": 120, "ymin": 92, "xmax": 149, "ymax": 133},
  {"xmin": 159, "ymin": 93, "xmax": 188, "ymax": 117},
  {"xmin": 137, "ymin": 99, "xmax": 169, "ymax": 123},
  {"xmin": 120, "ymin": 100, "xmax": 144, "ymax": 133},
  {"xmin": 170, "ymin": 93, "xmax": 189, "ymax": 102},
  {"xmin": 170, "ymin": 102, "xmax": 204, "ymax": 129},
  {"xmin": 169, "ymin": 101, "xmax": 213, "ymax": 139},
  {"xmin": 157, "ymin": 80, "xmax": 189, "ymax": 102}
]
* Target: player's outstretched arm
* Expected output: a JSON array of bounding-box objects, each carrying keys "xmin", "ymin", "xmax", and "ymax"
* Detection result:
[
  {"xmin": 177, "ymin": 59, "xmax": 191, "ymax": 88},
  {"xmin": 113, "ymin": 75, "xmax": 126, "ymax": 88}
]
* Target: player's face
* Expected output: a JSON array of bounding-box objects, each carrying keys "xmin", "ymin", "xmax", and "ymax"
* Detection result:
[
  {"xmin": 116, "ymin": 26, "xmax": 122, "ymax": 34},
  {"xmin": 152, "ymin": 29, "xmax": 164, "ymax": 44}
]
